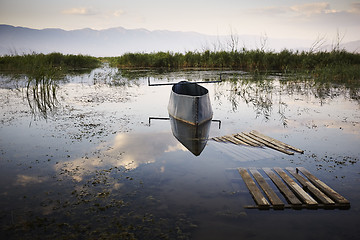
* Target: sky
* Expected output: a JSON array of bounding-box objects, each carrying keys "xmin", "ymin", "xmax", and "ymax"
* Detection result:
[{"xmin": 1, "ymin": 0, "xmax": 360, "ymax": 42}]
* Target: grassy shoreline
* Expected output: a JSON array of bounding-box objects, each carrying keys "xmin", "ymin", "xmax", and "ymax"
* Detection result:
[
  {"xmin": 104, "ymin": 49, "xmax": 360, "ymax": 85},
  {"xmin": 0, "ymin": 52, "xmax": 101, "ymax": 74},
  {"xmin": 1, "ymin": 51, "xmax": 359, "ymax": 85},
  {"xmin": 105, "ymin": 49, "xmax": 360, "ymax": 70}
]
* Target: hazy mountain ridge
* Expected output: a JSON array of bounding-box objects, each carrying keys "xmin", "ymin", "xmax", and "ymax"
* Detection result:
[{"xmin": 0, "ymin": 25, "xmax": 359, "ymax": 57}]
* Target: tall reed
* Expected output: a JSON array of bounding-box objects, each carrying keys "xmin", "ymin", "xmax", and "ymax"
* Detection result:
[{"xmin": 0, "ymin": 53, "xmax": 101, "ymax": 118}]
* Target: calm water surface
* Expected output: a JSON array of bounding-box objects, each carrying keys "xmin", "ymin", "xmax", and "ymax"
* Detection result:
[{"xmin": 0, "ymin": 67, "xmax": 359, "ymax": 239}]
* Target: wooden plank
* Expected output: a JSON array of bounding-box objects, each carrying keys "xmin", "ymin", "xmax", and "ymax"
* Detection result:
[
  {"xmin": 223, "ymin": 136, "xmax": 244, "ymax": 145},
  {"xmin": 233, "ymin": 134, "xmax": 256, "ymax": 146},
  {"xmin": 262, "ymin": 168, "xmax": 302, "ymax": 206},
  {"xmin": 250, "ymin": 130, "xmax": 304, "ymax": 153},
  {"xmin": 244, "ymin": 133, "xmax": 294, "ymax": 155},
  {"xmin": 231, "ymin": 134, "xmax": 251, "ymax": 146},
  {"xmin": 212, "ymin": 137, "xmax": 226, "ymax": 142},
  {"xmin": 218, "ymin": 136, "xmax": 230, "ymax": 143},
  {"xmin": 238, "ymin": 168, "xmax": 270, "ymax": 209},
  {"xmin": 296, "ymin": 167, "xmax": 350, "ymax": 207},
  {"xmin": 234, "ymin": 133, "xmax": 262, "ymax": 147},
  {"xmin": 240, "ymin": 132, "xmax": 264, "ymax": 145},
  {"xmin": 240, "ymin": 132, "xmax": 264, "ymax": 146},
  {"xmin": 217, "ymin": 137, "xmax": 229, "ymax": 143},
  {"xmin": 286, "ymin": 167, "xmax": 335, "ymax": 206},
  {"xmin": 249, "ymin": 168, "xmax": 284, "ymax": 209},
  {"xmin": 273, "ymin": 167, "xmax": 317, "ymax": 207}
]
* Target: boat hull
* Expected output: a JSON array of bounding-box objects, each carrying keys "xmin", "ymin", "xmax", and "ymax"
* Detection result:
[{"xmin": 168, "ymin": 81, "xmax": 213, "ymax": 125}]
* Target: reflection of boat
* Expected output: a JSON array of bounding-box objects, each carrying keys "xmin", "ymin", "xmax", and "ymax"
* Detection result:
[
  {"xmin": 169, "ymin": 116, "xmax": 211, "ymax": 156},
  {"xmin": 168, "ymin": 81, "xmax": 213, "ymax": 125}
]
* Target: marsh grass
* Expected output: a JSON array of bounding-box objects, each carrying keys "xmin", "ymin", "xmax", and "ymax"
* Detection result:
[
  {"xmin": 0, "ymin": 53, "xmax": 101, "ymax": 118},
  {"xmin": 107, "ymin": 49, "xmax": 360, "ymax": 83},
  {"xmin": 0, "ymin": 52, "xmax": 100, "ymax": 73},
  {"xmin": 25, "ymin": 71, "xmax": 59, "ymax": 119}
]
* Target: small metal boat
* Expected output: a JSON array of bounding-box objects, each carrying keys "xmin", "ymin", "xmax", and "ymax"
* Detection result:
[{"xmin": 168, "ymin": 81, "xmax": 213, "ymax": 125}]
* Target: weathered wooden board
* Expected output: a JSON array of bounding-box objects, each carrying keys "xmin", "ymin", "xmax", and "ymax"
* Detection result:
[
  {"xmin": 250, "ymin": 130, "xmax": 304, "ymax": 153},
  {"xmin": 222, "ymin": 136, "xmax": 242, "ymax": 145},
  {"xmin": 262, "ymin": 168, "xmax": 302, "ymax": 206},
  {"xmin": 212, "ymin": 137, "xmax": 225, "ymax": 142},
  {"xmin": 273, "ymin": 167, "xmax": 317, "ymax": 207},
  {"xmin": 228, "ymin": 135, "xmax": 250, "ymax": 145},
  {"xmin": 231, "ymin": 134, "xmax": 251, "ymax": 146},
  {"xmin": 235, "ymin": 167, "xmax": 349, "ymax": 210},
  {"xmin": 286, "ymin": 167, "xmax": 335, "ymax": 206},
  {"xmin": 238, "ymin": 168, "xmax": 270, "ymax": 209},
  {"xmin": 244, "ymin": 133, "xmax": 294, "ymax": 155},
  {"xmin": 235, "ymin": 133, "xmax": 262, "ymax": 147},
  {"xmin": 212, "ymin": 130, "xmax": 304, "ymax": 155},
  {"xmin": 296, "ymin": 167, "xmax": 350, "ymax": 207},
  {"xmin": 249, "ymin": 168, "xmax": 284, "ymax": 209}
]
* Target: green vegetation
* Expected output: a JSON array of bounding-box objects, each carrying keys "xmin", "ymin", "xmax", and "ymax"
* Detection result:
[
  {"xmin": 108, "ymin": 49, "xmax": 360, "ymax": 71},
  {"xmin": 107, "ymin": 49, "xmax": 360, "ymax": 84},
  {"xmin": 0, "ymin": 53, "xmax": 101, "ymax": 119},
  {"xmin": 0, "ymin": 52, "xmax": 101, "ymax": 73}
]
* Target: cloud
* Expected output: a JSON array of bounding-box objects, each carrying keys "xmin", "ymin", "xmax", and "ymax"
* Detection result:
[
  {"xmin": 251, "ymin": 6, "xmax": 288, "ymax": 15},
  {"xmin": 15, "ymin": 174, "xmax": 47, "ymax": 186},
  {"xmin": 62, "ymin": 7, "xmax": 98, "ymax": 16},
  {"xmin": 249, "ymin": 1, "xmax": 360, "ymax": 18},
  {"xmin": 55, "ymin": 132, "xmax": 180, "ymax": 182},
  {"xmin": 349, "ymin": 2, "xmax": 360, "ymax": 14},
  {"xmin": 290, "ymin": 2, "xmax": 337, "ymax": 16},
  {"xmin": 113, "ymin": 9, "xmax": 126, "ymax": 17}
]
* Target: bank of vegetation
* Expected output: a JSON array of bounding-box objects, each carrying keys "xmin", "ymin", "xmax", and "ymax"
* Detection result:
[
  {"xmin": 0, "ymin": 53, "xmax": 101, "ymax": 119},
  {"xmin": 109, "ymin": 50, "xmax": 358, "ymax": 70},
  {"xmin": 0, "ymin": 52, "xmax": 101, "ymax": 74},
  {"xmin": 107, "ymin": 49, "xmax": 360, "ymax": 84}
]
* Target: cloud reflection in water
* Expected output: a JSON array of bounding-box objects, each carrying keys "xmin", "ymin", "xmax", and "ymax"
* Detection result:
[{"xmin": 57, "ymin": 131, "xmax": 186, "ymax": 181}]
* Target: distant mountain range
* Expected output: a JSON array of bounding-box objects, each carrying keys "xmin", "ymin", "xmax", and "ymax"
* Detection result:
[{"xmin": 0, "ymin": 24, "xmax": 359, "ymax": 57}]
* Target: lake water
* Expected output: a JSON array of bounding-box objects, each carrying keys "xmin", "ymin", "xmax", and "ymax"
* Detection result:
[{"xmin": 0, "ymin": 66, "xmax": 359, "ymax": 239}]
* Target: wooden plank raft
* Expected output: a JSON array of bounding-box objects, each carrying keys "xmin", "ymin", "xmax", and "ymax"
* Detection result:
[
  {"xmin": 212, "ymin": 130, "xmax": 303, "ymax": 155},
  {"xmin": 238, "ymin": 168, "xmax": 270, "ymax": 209},
  {"xmin": 249, "ymin": 168, "xmax": 285, "ymax": 209},
  {"xmin": 296, "ymin": 167, "xmax": 350, "ymax": 207},
  {"xmin": 236, "ymin": 167, "xmax": 350, "ymax": 210}
]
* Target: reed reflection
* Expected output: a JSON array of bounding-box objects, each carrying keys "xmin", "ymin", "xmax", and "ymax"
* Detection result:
[
  {"xmin": 26, "ymin": 74, "xmax": 59, "ymax": 119},
  {"xmin": 215, "ymin": 73, "xmax": 360, "ymax": 127}
]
